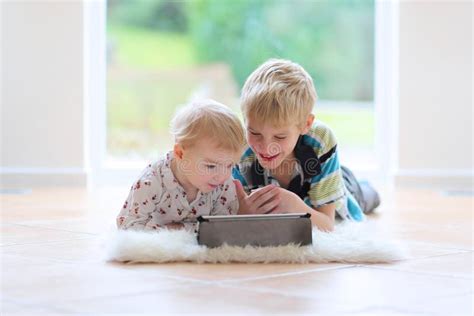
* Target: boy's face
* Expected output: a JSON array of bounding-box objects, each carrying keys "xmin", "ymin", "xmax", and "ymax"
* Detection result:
[
  {"xmin": 175, "ymin": 140, "xmax": 238, "ymax": 193},
  {"xmin": 245, "ymin": 117, "xmax": 303, "ymax": 171}
]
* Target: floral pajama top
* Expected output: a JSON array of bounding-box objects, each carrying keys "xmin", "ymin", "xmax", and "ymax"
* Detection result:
[{"xmin": 116, "ymin": 152, "xmax": 239, "ymax": 231}]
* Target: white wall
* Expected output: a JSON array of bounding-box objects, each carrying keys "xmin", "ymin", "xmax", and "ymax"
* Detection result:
[
  {"xmin": 396, "ymin": 1, "xmax": 473, "ymax": 187},
  {"xmin": 0, "ymin": 2, "xmax": 86, "ymax": 187}
]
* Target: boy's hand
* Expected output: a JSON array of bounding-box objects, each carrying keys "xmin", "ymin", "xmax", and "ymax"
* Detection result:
[
  {"xmin": 233, "ymin": 180, "xmax": 280, "ymax": 214},
  {"xmin": 270, "ymin": 188, "xmax": 304, "ymax": 214}
]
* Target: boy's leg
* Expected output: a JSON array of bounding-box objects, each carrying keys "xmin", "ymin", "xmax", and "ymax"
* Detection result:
[
  {"xmin": 358, "ymin": 180, "xmax": 381, "ymax": 214},
  {"xmin": 341, "ymin": 166, "xmax": 380, "ymax": 214}
]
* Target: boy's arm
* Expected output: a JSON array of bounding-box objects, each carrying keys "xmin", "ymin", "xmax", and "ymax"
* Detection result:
[
  {"xmin": 311, "ymin": 203, "xmax": 336, "ymax": 231},
  {"xmin": 273, "ymin": 188, "xmax": 335, "ymax": 231},
  {"xmin": 304, "ymin": 122, "xmax": 345, "ymax": 228}
]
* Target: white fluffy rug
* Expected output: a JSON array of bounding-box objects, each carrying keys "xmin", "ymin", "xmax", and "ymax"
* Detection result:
[{"xmin": 105, "ymin": 222, "xmax": 406, "ymax": 264}]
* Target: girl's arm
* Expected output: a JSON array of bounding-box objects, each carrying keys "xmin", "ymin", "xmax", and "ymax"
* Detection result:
[{"xmin": 117, "ymin": 167, "xmax": 162, "ymax": 230}]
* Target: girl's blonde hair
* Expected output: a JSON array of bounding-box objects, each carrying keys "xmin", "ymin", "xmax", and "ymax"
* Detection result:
[
  {"xmin": 241, "ymin": 59, "xmax": 317, "ymax": 128},
  {"xmin": 170, "ymin": 99, "xmax": 246, "ymax": 154}
]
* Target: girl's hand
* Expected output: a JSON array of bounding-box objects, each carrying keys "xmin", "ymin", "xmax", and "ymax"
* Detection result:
[
  {"xmin": 234, "ymin": 180, "xmax": 280, "ymax": 214},
  {"xmin": 164, "ymin": 222, "xmax": 185, "ymax": 230}
]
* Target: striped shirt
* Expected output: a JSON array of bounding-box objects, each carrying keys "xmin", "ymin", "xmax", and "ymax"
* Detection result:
[{"xmin": 232, "ymin": 120, "xmax": 364, "ymax": 221}]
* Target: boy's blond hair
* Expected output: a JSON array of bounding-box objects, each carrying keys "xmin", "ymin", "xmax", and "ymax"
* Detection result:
[
  {"xmin": 241, "ymin": 59, "xmax": 317, "ymax": 128},
  {"xmin": 170, "ymin": 99, "xmax": 245, "ymax": 154}
]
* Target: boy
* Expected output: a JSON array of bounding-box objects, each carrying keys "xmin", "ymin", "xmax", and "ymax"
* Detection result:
[
  {"xmin": 232, "ymin": 59, "xmax": 379, "ymax": 231},
  {"xmin": 117, "ymin": 99, "xmax": 246, "ymax": 231}
]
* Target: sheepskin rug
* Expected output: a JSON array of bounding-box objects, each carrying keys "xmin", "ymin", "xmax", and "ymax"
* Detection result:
[{"xmin": 105, "ymin": 221, "xmax": 406, "ymax": 264}]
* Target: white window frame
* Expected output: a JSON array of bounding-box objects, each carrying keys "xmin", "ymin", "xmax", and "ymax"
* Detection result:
[
  {"xmin": 84, "ymin": 0, "xmax": 399, "ymax": 186},
  {"xmin": 84, "ymin": 0, "xmax": 139, "ymax": 186},
  {"xmin": 374, "ymin": 0, "xmax": 399, "ymax": 183}
]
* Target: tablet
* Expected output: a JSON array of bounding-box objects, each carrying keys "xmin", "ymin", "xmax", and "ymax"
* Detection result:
[{"xmin": 197, "ymin": 213, "xmax": 312, "ymax": 248}]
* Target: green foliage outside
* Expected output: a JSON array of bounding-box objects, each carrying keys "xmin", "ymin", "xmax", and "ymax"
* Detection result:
[
  {"xmin": 109, "ymin": 0, "xmax": 374, "ymax": 100},
  {"xmin": 106, "ymin": 0, "xmax": 375, "ymax": 158},
  {"xmin": 186, "ymin": 0, "xmax": 374, "ymax": 100}
]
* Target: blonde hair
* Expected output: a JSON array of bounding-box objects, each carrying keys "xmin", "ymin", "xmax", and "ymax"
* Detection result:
[
  {"xmin": 241, "ymin": 59, "xmax": 317, "ymax": 128},
  {"xmin": 170, "ymin": 99, "xmax": 246, "ymax": 153}
]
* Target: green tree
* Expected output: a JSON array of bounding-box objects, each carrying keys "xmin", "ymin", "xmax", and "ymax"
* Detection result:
[{"xmin": 186, "ymin": 0, "xmax": 374, "ymax": 100}]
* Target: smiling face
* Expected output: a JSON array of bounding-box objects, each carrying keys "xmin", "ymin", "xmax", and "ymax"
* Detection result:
[
  {"xmin": 246, "ymin": 115, "xmax": 313, "ymax": 172},
  {"xmin": 173, "ymin": 139, "xmax": 239, "ymax": 194},
  {"xmin": 246, "ymin": 120, "xmax": 299, "ymax": 171}
]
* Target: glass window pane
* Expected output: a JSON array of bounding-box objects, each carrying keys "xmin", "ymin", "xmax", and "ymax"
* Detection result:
[{"xmin": 106, "ymin": 0, "xmax": 375, "ymax": 165}]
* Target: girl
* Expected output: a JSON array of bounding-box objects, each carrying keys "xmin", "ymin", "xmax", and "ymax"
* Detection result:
[{"xmin": 117, "ymin": 99, "xmax": 246, "ymax": 231}]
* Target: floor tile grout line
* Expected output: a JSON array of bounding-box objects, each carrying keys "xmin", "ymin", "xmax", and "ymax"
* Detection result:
[
  {"xmin": 1, "ymin": 296, "xmax": 77, "ymax": 314},
  {"xmin": 150, "ymin": 274, "xmax": 217, "ymax": 285},
  {"xmin": 2, "ymin": 222, "xmax": 101, "ymax": 236},
  {"xmin": 399, "ymin": 240, "xmax": 474, "ymax": 253},
  {"xmin": 214, "ymin": 264, "xmax": 356, "ymax": 284},
  {"xmin": 102, "ymin": 262, "xmax": 357, "ymax": 285},
  {"xmin": 388, "ymin": 249, "xmax": 473, "ymax": 263},
  {"xmin": 1, "ymin": 252, "xmax": 101, "ymax": 265},
  {"xmin": 212, "ymin": 282, "xmax": 322, "ymax": 300},
  {"xmin": 97, "ymin": 263, "xmax": 355, "ymax": 286},
  {"xmin": 359, "ymin": 265, "xmax": 473, "ymax": 280},
  {"xmin": 97, "ymin": 262, "xmax": 220, "ymax": 285},
  {"xmin": 27, "ymin": 282, "xmax": 209, "ymax": 306},
  {"xmin": 0, "ymin": 236, "xmax": 98, "ymax": 248}
]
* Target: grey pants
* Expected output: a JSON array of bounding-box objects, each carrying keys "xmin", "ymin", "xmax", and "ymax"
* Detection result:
[{"xmin": 341, "ymin": 166, "xmax": 380, "ymax": 214}]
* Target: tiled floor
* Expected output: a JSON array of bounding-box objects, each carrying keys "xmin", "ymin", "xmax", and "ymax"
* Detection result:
[{"xmin": 1, "ymin": 185, "xmax": 472, "ymax": 315}]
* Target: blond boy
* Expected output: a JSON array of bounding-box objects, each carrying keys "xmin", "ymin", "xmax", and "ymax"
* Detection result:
[
  {"xmin": 117, "ymin": 99, "xmax": 246, "ymax": 231},
  {"xmin": 232, "ymin": 59, "xmax": 376, "ymax": 231}
]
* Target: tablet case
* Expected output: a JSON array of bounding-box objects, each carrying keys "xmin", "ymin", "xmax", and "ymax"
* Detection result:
[{"xmin": 197, "ymin": 213, "xmax": 312, "ymax": 248}]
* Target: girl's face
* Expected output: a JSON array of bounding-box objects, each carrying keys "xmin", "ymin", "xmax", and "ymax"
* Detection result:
[
  {"xmin": 174, "ymin": 140, "xmax": 239, "ymax": 193},
  {"xmin": 245, "ymin": 115, "xmax": 313, "ymax": 172}
]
